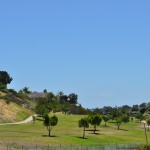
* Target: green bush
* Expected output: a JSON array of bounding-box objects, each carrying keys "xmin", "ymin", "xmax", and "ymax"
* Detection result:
[{"xmin": 5, "ymin": 100, "xmax": 10, "ymax": 104}]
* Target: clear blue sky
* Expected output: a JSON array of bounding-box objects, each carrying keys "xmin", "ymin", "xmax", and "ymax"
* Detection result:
[{"xmin": 0, "ymin": 1, "xmax": 150, "ymax": 108}]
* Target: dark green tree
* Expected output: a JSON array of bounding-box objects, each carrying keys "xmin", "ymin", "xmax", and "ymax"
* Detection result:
[
  {"xmin": 43, "ymin": 114, "xmax": 58, "ymax": 137},
  {"xmin": 43, "ymin": 89, "xmax": 48, "ymax": 98},
  {"xmin": 102, "ymin": 115, "xmax": 110, "ymax": 126},
  {"xmin": 115, "ymin": 116, "xmax": 122, "ymax": 130},
  {"xmin": 43, "ymin": 89, "xmax": 47, "ymax": 93},
  {"xmin": 0, "ymin": 82, "xmax": 7, "ymax": 91},
  {"xmin": 56, "ymin": 91, "xmax": 64, "ymax": 98},
  {"xmin": 68, "ymin": 93, "xmax": 78, "ymax": 104},
  {"xmin": 135, "ymin": 113, "xmax": 145, "ymax": 122},
  {"xmin": 140, "ymin": 107, "xmax": 146, "ymax": 114},
  {"xmin": 115, "ymin": 114, "xmax": 129, "ymax": 130},
  {"xmin": 22, "ymin": 87, "xmax": 31, "ymax": 95},
  {"xmin": 132, "ymin": 105, "xmax": 139, "ymax": 111},
  {"xmin": 59, "ymin": 95, "xmax": 68, "ymax": 104},
  {"xmin": 111, "ymin": 107, "xmax": 122, "ymax": 119},
  {"xmin": 47, "ymin": 92, "xmax": 55, "ymax": 103},
  {"xmin": 102, "ymin": 106, "xmax": 113, "ymax": 114},
  {"xmin": 122, "ymin": 114, "xmax": 130, "ymax": 123},
  {"xmin": 35, "ymin": 98, "xmax": 49, "ymax": 116},
  {"xmin": 78, "ymin": 117, "xmax": 89, "ymax": 139},
  {"xmin": 88, "ymin": 114, "xmax": 102, "ymax": 133},
  {"xmin": 0, "ymin": 71, "xmax": 13, "ymax": 86},
  {"xmin": 120, "ymin": 105, "xmax": 131, "ymax": 114}
]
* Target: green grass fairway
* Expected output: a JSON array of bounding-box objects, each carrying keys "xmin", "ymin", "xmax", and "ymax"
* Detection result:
[{"xmin": 0, "ymin": 114, "xmax": 149, "ymax": 147}]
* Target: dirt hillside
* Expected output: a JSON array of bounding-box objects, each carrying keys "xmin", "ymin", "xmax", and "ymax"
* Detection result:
[{"xmin": 0, "ymin": 91, "xmax": 33, "ymax": 123}]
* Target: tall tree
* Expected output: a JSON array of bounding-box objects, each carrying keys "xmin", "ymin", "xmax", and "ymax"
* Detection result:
[
  {"xmin": 59, "ymin": 95, "xmax": 68, "ymax": 104},
  {"xmin": 22, "ymin": 87, "xmax": 31, "ymax": 95},
  {"xmin": 102, "ymin": 115, "xmax": 110, "ymax": 127},
  {"xmin": 43, "ymin": 114, "xmax": 58, "ymax": 137},
  {"xmin": 47, "ymin": 92, "xmax": 55, "ymax": 103},
  {"xmin": 115, "ymin": 114, "xmax": 129, "ymax": 130},
  {"xmin": 88, "ymin": 114, "xmax": 102, "ymax": 133},
  {"xmin": 0, "ymin": 82, "xmax": 7, "ymax": 91},
  {"xmin": 68, "ymin": 93, "xmax": 78, "ymax": 104},
  {"xmin": 35, "ymin": 98, "xmax": 49, "ymax": 116},
  {"xmin": 111, "ymin": 107, "xmax": 122, "ymax": 119},
  {"xmin": 115, "ymin": 116, "xmax": 122, "ymax": 130},
  {"xmin": 43, "ymin": 89, "xmax": 48, "ymax": 98},
  {"xmin": 0, "ymin": 71, "xmax": 13, "ymax": 86},
  {"xmin": 135, "ymin": 113, "xmax": 145, "ymax": 122},
  {"xmin": 0, "ymin": 71, "xmax": 13, "ymax": 85},
  {"xmin": 57, "ymin": 91, "xmax": 64, "ymax": 97},
  {"xmin": 78, "ymin": 117, "xmax": 89, "ymax": 139}
]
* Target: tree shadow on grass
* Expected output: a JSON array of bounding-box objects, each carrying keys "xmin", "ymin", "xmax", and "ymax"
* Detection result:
[
  {"xmin": 1, "ymin": 130, "xmax": 40, "ymax": 134},
  {"xmin": 42, "ymin": 135, "xmax": 57, "ymax": 137},
  {"xmin": 119, "ymin": 129, "xmax": 128, "ymax": 131},
  {"xmin": 89, "ymin": 132, "xmax": 101, "ymax": 135},
  {"xmin": 102, "ymin": 125, "xmax": 109, "ymax": 127},
  {"xmin": 77, "ymin": 136, "xmax": 88, "ymax": 139},
  {"xmin": 85, "ymin": 129, "xmax": 100, "ymax": 132}
]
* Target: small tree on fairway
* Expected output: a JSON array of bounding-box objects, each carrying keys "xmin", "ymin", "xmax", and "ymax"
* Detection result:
[
  {"xmin": 43, "ymin": 114, "xmax": 58, "ymax": 137},
  {"xmin": 115, "ymin": 116, "xmax": 123, "ymax": 130},
  {"xmin": 122, "ymin": 114, "xmax": 130, "ymax": 123},
  {"xmin": 78, "ymin": 117, "xmax": 89, "ymax": 139},
  {"xmin": 135, "ymin": 113, "xmax": 145, "ymax": 122},
  {"xmin": 89, "ymin": 114, "xmax": 102, "ymax": 133},
  {"xmin": 115, "ymin": 114, "xmax": 129, "ymax": 130},
  {"xmin": 102, "ymin": 115, "xmax": 110, "ymax": 126}
]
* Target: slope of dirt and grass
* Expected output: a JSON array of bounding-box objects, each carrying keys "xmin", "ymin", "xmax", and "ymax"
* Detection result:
[{"xmin": 0, "ymin": 91, "xmax": 33, "ymax": 123}]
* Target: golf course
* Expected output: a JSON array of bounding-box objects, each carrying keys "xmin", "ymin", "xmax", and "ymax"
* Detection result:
[{"xmin": 0, "ymin": 114, "xmax": 148, "ymax": 148}]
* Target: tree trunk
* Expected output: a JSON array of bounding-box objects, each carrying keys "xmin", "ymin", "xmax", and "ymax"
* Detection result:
[
  {"xmin": 118, "ymin": 125, "xmax": 119, "ymax": 130},
  {"xmin": 49, "ymin": 130, "xmax": 51, "ymax": 137},
  {"xmin": 83, "ymin": 126, "xmax": 85, "ymax": 139},
  {"xmin": 94, "ymin": 125, "xmax": 96, "ymax": 133},
  {"xmin": 117, "ymin": 123, "xmax": 120, "ymax": 130},
  {"xmin": 105, "ymin": 122, "xmax": 106, "ymax": 127},
  {"xmin": 48, "ymin": 125, "xmax": 51, "ymax": 137}
]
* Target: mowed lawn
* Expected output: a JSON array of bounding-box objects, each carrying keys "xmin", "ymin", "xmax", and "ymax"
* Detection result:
[{"xmin": 0, "ymin": 114, "xmax": 149, "ymax": 146}]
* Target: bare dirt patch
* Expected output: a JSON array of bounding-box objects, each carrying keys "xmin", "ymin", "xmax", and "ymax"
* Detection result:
[{"xmin": 0, "ymin": 99, "xmax": 23, "ymax": 123}]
